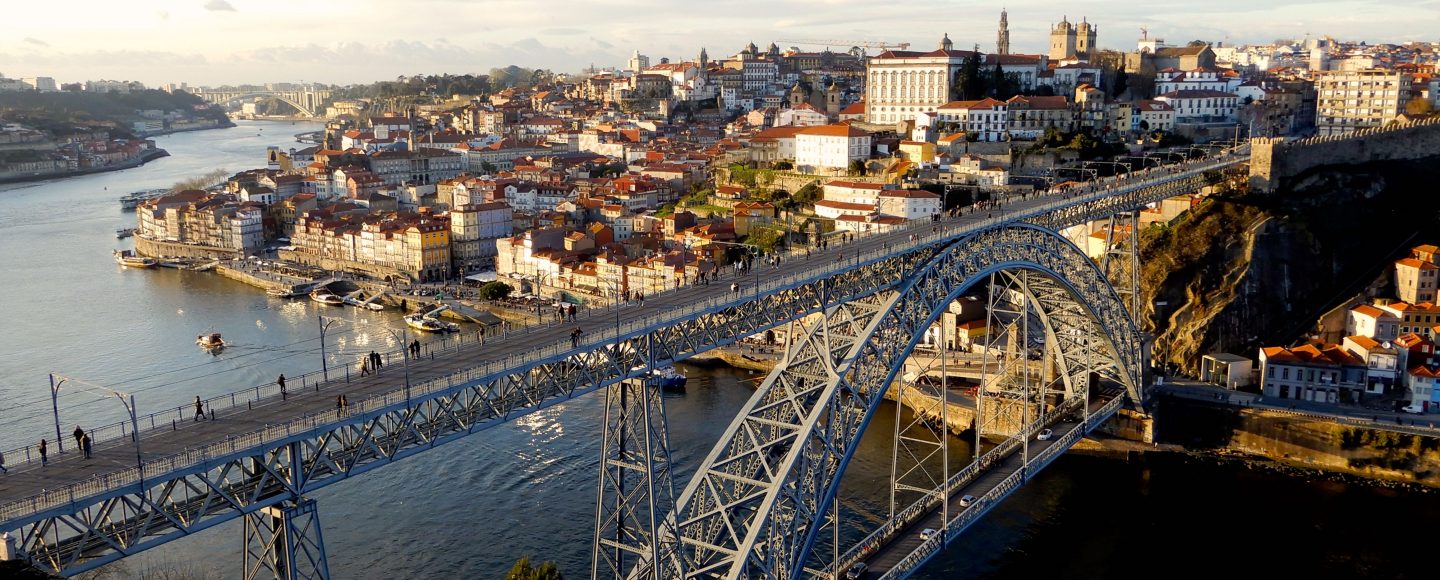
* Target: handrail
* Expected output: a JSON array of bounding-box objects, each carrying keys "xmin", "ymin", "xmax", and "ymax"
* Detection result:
[{"xmin": 0, "ymin": 156, "xmax": 1239, "ymax": 526}]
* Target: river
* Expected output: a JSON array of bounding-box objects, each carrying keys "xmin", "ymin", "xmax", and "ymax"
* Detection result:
[{"xmin": 0, "ymin": 120, "xmax": 1435, "ymax": 579}]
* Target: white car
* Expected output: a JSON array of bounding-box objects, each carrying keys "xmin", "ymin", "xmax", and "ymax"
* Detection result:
[
  {"xmin": 918, "ymin": 528, "xmax": 939, "ymax": 541},
  {"xmin": 1037, "ymin": 428, "xmax": 1054, "ymax": 441},
  {"xmin": 958, "ymin": 494, "xmax": 977, "ymax": 507},
  {"xmin": 1400, "ymin": 404, "xmax": 1425, "ymax": 415}
]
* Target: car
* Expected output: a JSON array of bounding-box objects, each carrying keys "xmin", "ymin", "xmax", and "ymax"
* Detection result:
[
  {"xmin": 1037, "ymin": 428, "xmax": 1054, "ymax": 441},
  {"xmin": 1400, "ymin": 404, "xmax": 1425, "ymax": 414},
  {"xmin": 958, "ymin": 494, "xmax": 977, "ymax": 507},
  {"xmin": 918, "ymin": 528, "xmax": 939, "ymax": 542},
  {"xmin": 846, "ymin": 562, "xmax": 868, "ymax": 579}
]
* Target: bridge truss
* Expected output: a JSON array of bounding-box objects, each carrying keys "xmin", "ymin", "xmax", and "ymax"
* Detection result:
[{"xmin": 2, "ymin": 159, "xmax": 1235, "ymax": 578}]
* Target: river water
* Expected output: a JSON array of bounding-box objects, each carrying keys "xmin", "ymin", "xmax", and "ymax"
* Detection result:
[{"xmin": 0, "ymin": 120, "xmax": 1435, "ymax": 579}]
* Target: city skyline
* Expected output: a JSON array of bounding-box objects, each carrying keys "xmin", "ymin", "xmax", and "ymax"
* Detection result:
[{"xmin": 2, "ymin": 0, "xmax": 1436, "ymax": 86}]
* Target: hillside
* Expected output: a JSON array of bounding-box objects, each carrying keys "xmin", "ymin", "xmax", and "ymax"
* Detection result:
[
  {"xmin": 0, "ymin": 89, "xmax": 230, "ymax": 138},
  {"xmin": 1139, "ymin": 157, "xmax": 1440, "ymax": 374}
]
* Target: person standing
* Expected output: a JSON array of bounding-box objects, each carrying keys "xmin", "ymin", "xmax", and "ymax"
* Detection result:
[
  {"xmin": 81, "ymin": 433, "xmax": 92, "ymax": 459},
  {"xmin": 193, "ymin": 396, "xmax": 205, "ymax": 422},
  {"xmin": 360, "ymin": 357, "xmax": 371, "ymax": 377},
  {"xmin": 336, "ymin": 394, "xmax": 345, "ymax": 416},
  {"xmin": 410, "ymin": 339, "xmax": 421, "ymax": 358},
  {"xmin": 72, "ymin": 425, "xmax": 85, "ymax": 451},
  {"xmin": 38, "ymin": 439, "xmax": 47, "ymax": 467},
  {"xmin": 0, "ymin": 449, "xmax": 8, "ymax": 474},
  {"xmin": 277, "ymin": 374, "xmax": 287, "ymax": 400}
]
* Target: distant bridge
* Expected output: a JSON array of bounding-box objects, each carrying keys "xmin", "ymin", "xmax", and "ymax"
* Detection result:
[{"xmin": 188, "ymin": 87, "xmax": 333, "ymax": 118}]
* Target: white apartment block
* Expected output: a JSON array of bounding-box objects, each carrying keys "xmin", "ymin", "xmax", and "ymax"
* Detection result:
[
  {"xmin": 1315, "ymin": 69, "xmax": 1411, "ymax": 136},
  {"xmin": 795, "ymin": 125, "xmax": 871, "ymax": 171},
  {"xmin": 865, "ymin": 35, "xmax": 974, "ymax": 124}
]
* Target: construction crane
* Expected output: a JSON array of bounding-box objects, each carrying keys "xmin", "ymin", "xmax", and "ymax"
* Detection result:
[{"xmin": 776, "ymin": 39, "xmax": 911, "ymax": 55}]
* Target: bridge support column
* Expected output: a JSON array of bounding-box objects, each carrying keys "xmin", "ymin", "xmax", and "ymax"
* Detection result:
[
  {"xmin": 243, "ymin": 497, "xmax": 331, "ymax": 580},
  {"xmin": 591, "ymin": 355, "xmax": 677, "ymax": 579}
]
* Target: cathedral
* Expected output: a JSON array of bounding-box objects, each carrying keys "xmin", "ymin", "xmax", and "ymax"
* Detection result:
[{"xmin": 1049, "ymin": 16, "xmax": 1097, "ymax": 61}]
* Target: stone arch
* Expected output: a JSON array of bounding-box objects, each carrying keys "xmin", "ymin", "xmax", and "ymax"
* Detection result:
[{"xmin": 662, "ymin": 224, "xmax": 1143, "ymax": 579}]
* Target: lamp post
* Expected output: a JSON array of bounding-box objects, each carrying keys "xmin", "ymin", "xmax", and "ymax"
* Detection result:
[
  {"xmin": 49, "ymin": 374, "xmax": 142, "ymax": 472},
  {"xmin": 318, "ymin": 316, "xmax": 340, "ymax": 381},
  {"xmin": 323, "ymin": 315, "xmax": 413, "ymax": 406}
]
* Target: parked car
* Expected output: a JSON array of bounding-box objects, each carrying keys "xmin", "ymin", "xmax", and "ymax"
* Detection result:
[
  {"xmin": 1037, "ymin": 428, "xmax": 1054, "ymax": 441},
  {"xmin": 846, "ymin": 562, "xmax": 868, "ymax": 579},
  {"xmin": 958, "ymin": 494, "xmax": 977, "ymax": 507},
  {"xmin": 1400, "ymin": 404, "xmax": 1425, "ymax": 414},
  {"xmin": 919, "ymin": 528, "xmax": 939, "ymax": 541}
]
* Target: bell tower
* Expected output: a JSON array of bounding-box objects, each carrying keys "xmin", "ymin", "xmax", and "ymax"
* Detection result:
[{"xmin": 997, "ymin": 9, "xmax": 1011, "ymax": 55}]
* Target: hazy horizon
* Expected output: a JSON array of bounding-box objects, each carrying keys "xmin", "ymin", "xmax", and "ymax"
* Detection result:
[{"xmin": 3, "ymin": 0, "xmax": 1437, "ymax": 87}]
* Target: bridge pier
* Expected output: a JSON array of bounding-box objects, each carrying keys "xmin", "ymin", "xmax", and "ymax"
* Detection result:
[{"xmin": 242, "ymin": 497, "xmax": 331, "ymax": 580}]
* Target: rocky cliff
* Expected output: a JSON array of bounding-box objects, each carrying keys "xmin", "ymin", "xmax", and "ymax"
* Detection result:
[{"xmin": 1140, "ymin": 157, "xmax": 1440, "ymax": 374}]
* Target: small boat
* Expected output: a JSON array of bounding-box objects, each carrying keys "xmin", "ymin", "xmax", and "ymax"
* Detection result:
[
  {"xmin": 653, "ymin": 366, "xmax": 688, "ymax": 391},
  {"xmin": 114, "ymin": 249, "xmax": 156, "ymax": 268},
  {"xmin": 196, "ymin": 332, "xmax": 225, "ymax": 350},
  {"xmin": 404, "ymin": 314, "xmax": 449, "ymax": 333},
  {"xmin": 115, "ymin": 228, "xmax": 136, "ymax": 239},
  {"xmin": 309, "ymin": 290, "xmax": 345, "ymax": 306},
  {"xmin": 119, "ymin": 189, "xmax": 169, "ymax": 211},
  {"xmin": 268, "ymin": 287, "xmax": 304, "ymax": 298},
  {"xmin": 343, "ymin": 295, "xmax": 385, "ymax": 311}
]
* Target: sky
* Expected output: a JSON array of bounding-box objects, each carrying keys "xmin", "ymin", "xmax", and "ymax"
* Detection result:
[{"xmin": 2, "ymin": 0, "xmax": 1437, "ymax": 87}]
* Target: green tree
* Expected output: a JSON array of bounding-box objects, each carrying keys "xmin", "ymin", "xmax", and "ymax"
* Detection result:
[
  {"xmin": 505, "ymin": 556, "xmax": 563, "ymax": 580},
  {"xmin": 480, "ymin": 161, "xmax": 498, "ymax": 174},
  {"xmin": 847, "ymin": 159, "xmax": 867, "ymax": 176},
  {"xmin": 478, "ymin": 281, "xmax": 513, "ymax": 300},
  {"xmin": 772, "ymin": 160, "xmax": 793, "ymax": 170},
  {"xmin": 793, "ymin": 182, "xmax": 822, "ymax": 206},
  {"xmin": 988, "ymin": 63, "xmax": 1019, "ymax": 100},
  {"xmin": 745, "ymin": 226, "xmax": 785, "ymax": 253},
  {"xmin": 954, "ymin": 53, "xmax": 986, "ymax": 100}
]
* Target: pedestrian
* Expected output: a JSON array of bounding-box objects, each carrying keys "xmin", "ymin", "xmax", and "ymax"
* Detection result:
[
  {"xmin": 479, "ymin": 325, "xmax": 486, "ymax": 343},
  {"xmin": 277, "ymin": 373, "xmax": 287, "ymax": 400},
  {"xmin": 0, "ymin": 449, "xmax": 8, "ymax": 474},
  {"xmin": 194, "ymin": 395, "xmax": 205, "ymax": 422},
  {"xmin": 637, "ymin": 292, "xmax": 645, "ymax": 306},
  {"xmin": 81, "ymin": 433, "xmax": 92, "ymax": 459},
  {"xmin": 340, "ymin": 394, "xmax": 348, "ymax": 415},
  {"xmin": 731, "ymin": 282, "xmax": 740, "ymax": 295},
  {"xmin": 336, "ymin": 394, "xmax": 345, "ymax": 416},
  {"xmin": 38, "ymin": 439, "xmax": 47, "ymax": 467},
  {"xmin": 73, "ymin": 425, "xmax": 85, "ymax": 451},
  {"xmin": 360, "ymin": 357, "xmax": 371, "ymax": 377},
  {"xmin": 411, "ymin": 339, "xmax": 421, "ymax": 358},
  {"xmin": 570, "ymin": 327, "xmax": 582, "ymax": 348},
  {"xmin": 568, "ymin": 303, "xmax": 577, "ymax": 321}
]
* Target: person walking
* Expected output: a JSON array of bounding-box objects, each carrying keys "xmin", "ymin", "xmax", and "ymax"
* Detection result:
[
  {"xmin": 39, "ymin": 439, "xmax": 48, "ymax": 467},
  {"xmin": 277, "ymin": 374, "xmax": 287, "ymax": 400},
  {"xmin": 570, "ymin": 327, "xmax": 582, "ymax": 348},
  {"xmin": 336, "ymin": 394, "xmax": 346, "ymax": 416},
  {"xmin": 72, "ymin": 425, "xmax": 85, "ymax": 451},
  {"xmin": 410, "ymin": 339, "xmax": 421, "ymax": 358},
  {"xmin": 359, "ymin": 357, "xmax": 371, "ymax": 377},
  {"xmin": 0, "ymin": 449, "xmax": 8, "ymax": 474},
  {"xmin": 479, "ymin": 325, "xmax": 486, "ymax": 343},
  {"xmin": 81, "ymin": 433, "xmax": 92, "ymax": 459},
  {"xmin": 193, "ymin": 396, "xmax": 205, "ymax": 422}
]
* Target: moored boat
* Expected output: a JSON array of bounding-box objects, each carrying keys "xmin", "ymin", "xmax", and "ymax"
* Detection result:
[
  {"xmin": 115, "ymin": 228, "xmax": 136, "ymax": 239},
  {"xmin": 268, "ymin": 287, "xmax": 304, "ymax": 298},
  {"xmin": 404, "ymin": 314, "xmax": 448, "ymax": 332},
  {"xmin": 113, "ymin": 249, "xmax": 156, "ymax": 268},
  {"xmin": 119, "ymin": 189, "xmax": 169, "ymax": 211},
  {"xmin": 309, "ymin": 290, "xmax": 345, "ymax": 306},
  {"xmin": 196, "ymin": 332, "xmax": 225, "ymax": 350}
]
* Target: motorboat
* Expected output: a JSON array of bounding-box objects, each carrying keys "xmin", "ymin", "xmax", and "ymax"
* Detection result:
[
  {"xmin": 118, "ymin": 189, "xmax": 169, "ymax": 211},
  {"xmin": 268, "ymin": 287, "xmax": 304, "ymax": 298},
  {"xmin": 404, "ymin": 314, "xmax": 449, "ymax": 333},
  {"xmin": 115, "ymin": 228, "xmax": 136, "ymax": 239},
  {"xmin": 113, "ymin": 249, "xmax": 156, "ymax": 268},
  {"xmin": 309, "ymin": 290, "xmax": 345, "ymax": 306},
  {"xmin": 343, "ymin": 295, "xmax": 385, "ymax": 311},
  {"xmin": 652, "ymin": 366, "xmax": 688, "ymax": 391},
  {"xmin": 196, "ymin": 332, "xmax": 225, "ymax": 350}
]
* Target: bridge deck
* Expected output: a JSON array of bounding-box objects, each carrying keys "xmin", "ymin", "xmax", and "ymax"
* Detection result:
[
  {"xmin": 0, "ymin": 155, "xmax": 1237, "ymax": 529},
  {"xmin": 856, "ymin": 395, "xmax": 1119, "ymax": 579}
]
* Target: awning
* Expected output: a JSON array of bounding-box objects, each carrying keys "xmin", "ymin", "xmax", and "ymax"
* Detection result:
[{"xmin": 465, "ymin": 272, "xmax": 498, "ymax": 283}]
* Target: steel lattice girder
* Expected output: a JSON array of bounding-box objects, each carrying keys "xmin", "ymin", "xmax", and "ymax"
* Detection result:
[
  {"xmin": 4, "ymin": 164, "xmax": 1220, "ymax": 575},
  {"xmin": 663, "ymin": 224, "xmax": 1144, "ymax": 580}
]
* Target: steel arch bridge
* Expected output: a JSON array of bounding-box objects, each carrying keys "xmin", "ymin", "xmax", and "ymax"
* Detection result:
[
  {"xmin": 190, "ymin": 89, "xmax": 330, "ymax": 117},
  {"xmin": 655, "ymin": 224, "xmax": 1143, "ymax": 579}
]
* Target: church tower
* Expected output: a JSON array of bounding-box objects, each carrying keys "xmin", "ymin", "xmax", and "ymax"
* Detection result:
[
  {"xmin": 939, "ymin": 33, "xmax": 953, "ymax": 51},
  {"xmin": 698, "ymin": 47, "xmax": 708, "ymax": 66},
  {"xmin": 1049, "ymin": 17, "xmax": 1077, "ymax": 60},
  {"xmin": 788, "ymin": 81, "xmax": 807, "ymax": 109},
  {"xmin": 997, "ymin": 9, "xmax": 1011, "ymax": 55},
  {"xmin": 825, "ymin": 81, "xmax": 841, "ymax": 117},
  {"xmin": 1076, "ymin": 18, "xmax": 1097, "ymax": 60}
]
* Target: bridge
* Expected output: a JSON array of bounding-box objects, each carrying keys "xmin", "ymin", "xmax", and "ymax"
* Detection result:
[
  {"xmin": 187, "ymin": 87, "xmax": 333, "ymax": 118},
  {"xmin": 0, "ymin": 152, "xmax": 1244, "ymax": 579}
]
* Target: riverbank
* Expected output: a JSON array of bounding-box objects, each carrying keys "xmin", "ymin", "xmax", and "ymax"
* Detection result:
[{"xmin": 0, "ymin": 148, "xmax": 171, "ymax": 185}]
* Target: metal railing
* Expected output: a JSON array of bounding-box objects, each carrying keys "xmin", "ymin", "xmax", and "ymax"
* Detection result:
[{"xmin": 0, "ymin": 157, "xmax": 1236, "ymax": 526}]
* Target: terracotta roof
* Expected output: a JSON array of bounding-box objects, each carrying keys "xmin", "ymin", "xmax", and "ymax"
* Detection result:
[
  {"xmin": 815, "ymin": 199, "xmax": 876, "ymax": 211},
  {"xmin": 824, "ymin": 179, "xmax": 885, "ymax": 190},
  {"xmin": 1396, "ymin": 258, "xmax": 1438, "ymax": 270},
  {"xmin": 797, "ymin": 124, "xmax": 869, "ymax": 138}
]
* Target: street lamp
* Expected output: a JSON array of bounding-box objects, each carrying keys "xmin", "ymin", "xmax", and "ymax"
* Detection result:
[
  {"xmin": 322, "ymin": 315, "xmax": 413, "ymax": 406},
  {"xmin": 49, "ymin": 373, "xmax": 142, "ymax": 472},
  {"xmin": 318, "ymin": 316, "xmax": 340, "ymax": 381}
]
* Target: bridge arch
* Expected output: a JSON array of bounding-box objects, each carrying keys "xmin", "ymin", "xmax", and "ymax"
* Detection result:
[
  {"xmin": 661, "ymin": 223, "xmax": 1144, "ymax": 579},
  {"xmin": 215, "ymin": 93, "xmax": 319, "ymax": 117}
]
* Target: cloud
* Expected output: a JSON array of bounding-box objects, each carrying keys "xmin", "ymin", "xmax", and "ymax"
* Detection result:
[
  {"xmin": 22, "ymin": 37, "xmax": 48, "ymax": 47},
  {"xmin": 204, "ymin": 0, "xmax": 236, "ymax": 11}
]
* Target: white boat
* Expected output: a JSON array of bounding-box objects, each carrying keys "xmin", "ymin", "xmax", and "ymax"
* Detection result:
[
  {"xmin": 309, "ymin": 290, "xmax": 345, "ymax": 306},
  {"xmin": 119, "ymin": 189, "xmax": 169, "ymax": 211},
  {"xmin": 113, "ymin": 249, "xmax": 156, "ymax": 268},
  {"xmin": 343, "ymin": 295, "xmax": 385, "ymax": 311},
  {"xmin": 268, "ymin": 287, "xmax": 303, "ymax": 298},
  {"xmin": 196, "ymin": 332, "xmax": 225, "ymax": 350},
  {"xmin": 115, "ymin": 228, "xmax": 136, "ymax": 239},
  {"xmin": 404, "ymin": 314, "xmax": 449, "ymax": 333}
]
